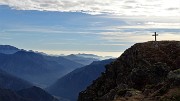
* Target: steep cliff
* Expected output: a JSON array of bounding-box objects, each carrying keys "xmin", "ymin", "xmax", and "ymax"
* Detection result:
[{"xmin": 78, "ymin": 41, "xmax": 180, "ymax": 101}]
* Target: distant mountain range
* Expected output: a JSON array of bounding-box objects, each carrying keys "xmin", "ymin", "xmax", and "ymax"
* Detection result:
[
  {"xmin": 43, "ymin": 55, "xmax": 84, "ymax": 71},
  {"xmin": 0, "ymin": 45, "xmax": 103, "ymax": 87},
  {"xmin": 0, "ymin": 50, "xmax": 83, "ymax": 87},
  {"xmin": 62, "ymin": 54, "xmax": 99, "ymax": 65},
  {"xmin": 47, "ymin": 59, "xmax": 115, "ymax": 101},
  {"xmin": 75, "ymin": 53, "xmax": 114, "ymax": 60},
  {"xmin": 0, "ymin": 45, "xmax": 116, "ymax": 101}
]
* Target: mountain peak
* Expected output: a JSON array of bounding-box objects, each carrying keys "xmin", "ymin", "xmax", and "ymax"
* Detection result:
[
  {"xmin": 78, "ymin": 41, "xmax": 180, "ymax": 101},
  {"xmin": 0, "ymin": 45, "xmax": 20, "ymax": 54}
]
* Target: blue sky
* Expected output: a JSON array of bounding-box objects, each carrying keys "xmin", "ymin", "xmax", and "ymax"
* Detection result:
[{"xmin": 0, "ymin": 0, "xmax": 180, "ymax": 57}]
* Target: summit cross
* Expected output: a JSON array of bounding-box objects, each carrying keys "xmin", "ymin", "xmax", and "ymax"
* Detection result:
[{"xmin": 152, "ymin": 32, "xmax": 158, "ymax": 42}]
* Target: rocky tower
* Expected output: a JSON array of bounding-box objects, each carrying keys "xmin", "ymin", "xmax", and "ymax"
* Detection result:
[{"xmin": 78, "ymin": 41, "xmax": 180, "ymax": 101}]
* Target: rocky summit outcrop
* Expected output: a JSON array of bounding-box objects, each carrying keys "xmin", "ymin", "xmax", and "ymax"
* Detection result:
[{"xmin": 78, "ymin": 41, "xmax": 180, "ymax": 101}]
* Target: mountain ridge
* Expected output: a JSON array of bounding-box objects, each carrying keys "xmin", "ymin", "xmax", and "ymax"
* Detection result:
[
  {"xmin": 0, "ymin": 45, "xmax": 101, "ymax": 87},
  {"xmin": 63, "ymin": 54, "xmax": 99, "ymax": 65},
  {"xmin": 0, "ymin": 45, "xmax": 20, "ymax": 54},
  {"xmin": 47, "ymin": 59, "xmax": 115, "ymax": 101},
  {"xmin": 0, "ymin": 50, "xmax": 83, "ymax": 87}
]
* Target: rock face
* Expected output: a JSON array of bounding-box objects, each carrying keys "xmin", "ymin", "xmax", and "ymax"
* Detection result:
[{"xmin": 78, "ymin": 41, "xmax": 180, "ymax": 101}]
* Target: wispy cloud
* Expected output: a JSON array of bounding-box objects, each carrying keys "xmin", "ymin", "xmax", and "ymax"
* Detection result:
[
  {"xmin": 1, "ymin": 20, "xmax": 179, "ymax": 43},
  {"xmin": 0, "ymin": 36, "xmax": 12, "ymax": 40},
  {"xmin": 99, "ymin": 31, "xmax": 180, "ymax": 43},
  {"xmin": 1, "ymin": 25, "xmax": 93, "ymax": 35},
  {"xmin": 0, "ymin": 0, "xmax": 180, "ymax": 16},
  {"xmin": 47, "ymin": 42, "xmax": 126, "ymax": 46}
]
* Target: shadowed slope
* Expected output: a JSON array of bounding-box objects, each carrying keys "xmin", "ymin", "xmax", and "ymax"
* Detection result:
[{"xmin": 78, "ymin": 41, "xmax": 180, "ymax": 101}]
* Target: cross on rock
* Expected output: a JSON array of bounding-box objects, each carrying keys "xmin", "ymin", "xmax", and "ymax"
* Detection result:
[{"xmin": 152, "ymin": 32, "xmax": 158, "ymax": 42}]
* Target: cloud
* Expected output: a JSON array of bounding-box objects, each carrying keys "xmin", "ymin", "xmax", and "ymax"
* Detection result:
[
  {"xmin": 0, "ymin": 33, "xmax": 12, "ymax": 40},
  {"xmin": 0, "ymin": 0, "xmax": 180, "ymax": 16},
  {"xmin": 97, "ymin": 28, "xmax": 180, "ymax": 43},
  {"xmin": 2, "ymin": 18, "xmax": 179, "ymax": 44},
  {"xmin": 167, "ymin": 8, "xmax": 179, "ymax": 10},
  {"xmin": 47, "ymin": 42, "xmax": 126, "ymax": 46},
  {"xmin": 0, "ymin": 36, "xmax": 12, "ymax": 40},
  {"xmin": 99, "ymin": 31, "xmax": 152, "ymax": 42},
  {"xmin": 1, "ymin": 25, "xmax": 93, "ymax": 35},
  {"xmin": 101, "ymin": 33, "xmax": 180, "ymax": 43}
]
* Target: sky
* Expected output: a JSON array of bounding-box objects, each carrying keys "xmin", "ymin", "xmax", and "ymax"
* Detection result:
[{"xmin": 0, "ymin": 0, "xmax": 180, "ymax": 57}]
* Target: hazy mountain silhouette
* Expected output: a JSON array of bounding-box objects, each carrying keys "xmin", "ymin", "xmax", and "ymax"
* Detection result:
[
  {"xmin": 0, "ymin": 69, "xmax": 32, "ymax": 91},
  {"xmin": 63, "ymin": 54, "xmax": 99, "ymax": 65},
  {"xmin": 75, "ymin": 53, "xmax": 114, "ymax": 60},
  {"xmin": 0, "ymin": 45, "xmax": 20, "ymax": 54},
  {"xmin": 0, "ymin": 88, "xmax": 30, "ymax": 101},
  {"xmin": 0, "ymin": 50, "xmax": 83, "ymax": 87},
  {"xmin": 43, "ymin": 55, "xmax": 84, "ymax": 70},
  {"xmin": 17, "ymin": 86, "xmax": 59, "ymax": 101},
  {"xmin": 0, "ymin": 86, "xmax": 59, "ymax": 101},
  {"xmin": 47, "ymin": 59, "xmax": 115, "ymax": 101}
]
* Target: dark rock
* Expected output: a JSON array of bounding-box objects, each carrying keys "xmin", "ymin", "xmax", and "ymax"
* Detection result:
[
  {"xmin": 168, "ymin": 69, "xmax": 180, "ymax": 86},
  {"xmin": 78, "ymin": 41, "xmax": 180, "ymax": 101},
  {"xmin": 129, "ymin": 62, "xmax": 170, "ymax": 89}
]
